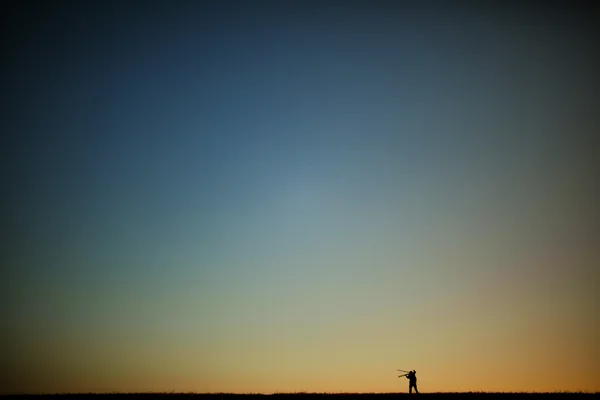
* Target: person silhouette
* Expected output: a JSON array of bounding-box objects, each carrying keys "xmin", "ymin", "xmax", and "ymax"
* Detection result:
[{"xmin": 405, "ymin": 370, "xmax": 418, "ymax": 394}]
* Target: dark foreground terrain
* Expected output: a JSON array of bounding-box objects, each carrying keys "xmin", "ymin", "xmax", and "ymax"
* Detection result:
[{"xmin": 3, "ymin": 393, "xmax": 597, "ymax": 400}]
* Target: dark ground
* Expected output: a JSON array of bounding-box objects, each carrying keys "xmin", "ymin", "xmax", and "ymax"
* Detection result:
[{"xmin": 2, "ymin": 393, "xmax": 597, "ymax": 400}]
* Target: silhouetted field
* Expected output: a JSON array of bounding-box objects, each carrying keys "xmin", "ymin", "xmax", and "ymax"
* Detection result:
[{"xmin": 3, "ymin": 393, "xmax": 597, "ymax": 400}]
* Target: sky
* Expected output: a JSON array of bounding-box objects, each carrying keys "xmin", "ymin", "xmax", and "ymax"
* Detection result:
[{"xmin": 2, "ymin": 0, "xmax": 599, "ymax": 394}]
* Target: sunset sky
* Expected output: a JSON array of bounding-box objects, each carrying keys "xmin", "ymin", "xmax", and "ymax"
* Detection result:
[{"xmin": 2, "ymin": 0, "xmax": 598, "ymax": 394}]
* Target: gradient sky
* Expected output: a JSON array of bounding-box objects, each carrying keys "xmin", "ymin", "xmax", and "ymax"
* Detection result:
[{"xmin": 2, "ymin": 0, "xmax": 598, "ymax": 394}]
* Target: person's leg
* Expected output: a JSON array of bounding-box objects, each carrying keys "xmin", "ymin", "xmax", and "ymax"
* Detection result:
[
  {"xmin": 409, "ymin": 384, "xmax": 412, "ymax": 394},
  {"xmin": 414, "ymin": 383, "xmax": 418, "ymax": 394}
]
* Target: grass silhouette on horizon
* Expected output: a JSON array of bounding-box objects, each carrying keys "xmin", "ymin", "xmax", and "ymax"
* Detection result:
[{"xmin": 4, "ymin": 391, "xmax": 598, "ymax": 398}]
